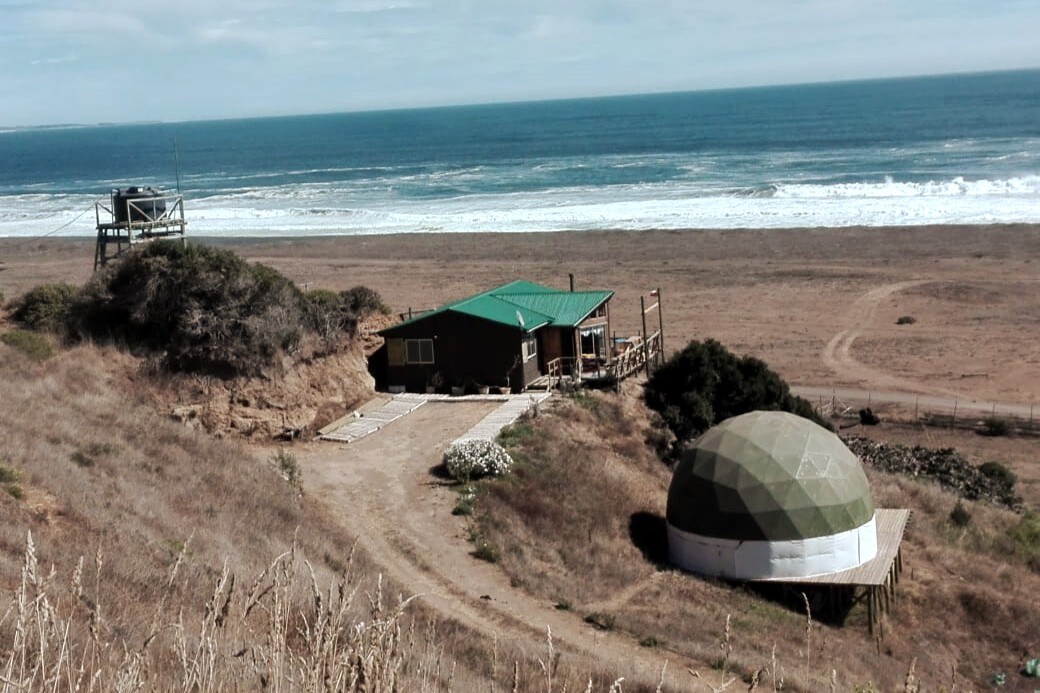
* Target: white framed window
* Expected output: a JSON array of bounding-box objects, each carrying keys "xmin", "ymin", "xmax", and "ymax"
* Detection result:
[
  {"xmin": 521, "ymin": 333, "xmax": 537, "ymax": 361},
  {"xmin": 405, "ymin": 339, "xmax": 435, "ymax": 364}
]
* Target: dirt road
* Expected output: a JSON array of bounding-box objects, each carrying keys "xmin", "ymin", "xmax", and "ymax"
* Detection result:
[{"xmin": 298, "ymin": 401, "xmax": 678, "ymax": 688}]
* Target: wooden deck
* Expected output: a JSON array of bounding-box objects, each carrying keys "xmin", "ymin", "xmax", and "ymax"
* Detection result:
[
  {"xmin": 318, "ymin": 394, "xmax": 427, "ymax": 442},
  {"xmin": 756, "ymin": 509, "xmax": 910, "ymax": 587},
  {"xmin": 755, "ymin": 508, "xmax": 910, "ymax": 636},
  {"xmin": 452, "ymin": 393, "xmax": 551, "ymax": 444}
]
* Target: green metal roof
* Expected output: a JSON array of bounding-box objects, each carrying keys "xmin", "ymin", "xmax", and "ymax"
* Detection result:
[
  {"xmin": 667, "ymin": 411, "xmax": 875, "ymax": 542},
  {"xmin": 381, "ymin": 280, "xmax": 613, "ymax": 333}
]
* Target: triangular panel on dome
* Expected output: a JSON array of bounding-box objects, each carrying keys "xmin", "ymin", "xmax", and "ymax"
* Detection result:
[{"xmin": 666, "ymin": 410, "xmax": 880, "ymax": 580}]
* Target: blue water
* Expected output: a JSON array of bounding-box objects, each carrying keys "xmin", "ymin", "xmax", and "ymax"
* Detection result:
[{"xmin": 2, "ymin": 69, "xmax": 1039, "ymax": 236}]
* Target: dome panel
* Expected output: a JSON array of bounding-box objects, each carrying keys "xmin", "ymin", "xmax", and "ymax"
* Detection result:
[{"xmin": 666, "ymin": 411, "xmax": 874, "ymax": 542}]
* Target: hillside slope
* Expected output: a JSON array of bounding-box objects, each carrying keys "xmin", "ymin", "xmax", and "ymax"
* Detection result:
[{"xmin": 476, "ymin": 388, "xmax": 1040, "ymax": 690}]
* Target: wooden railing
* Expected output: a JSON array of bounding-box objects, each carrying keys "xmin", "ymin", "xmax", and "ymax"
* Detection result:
[
  {"xmin": 608, "ymin": 330, "xmax": 662, "ymax": 381},
  {"xmin": 541, "ymin": 330, "xmax": 662, "ymax": 391}
]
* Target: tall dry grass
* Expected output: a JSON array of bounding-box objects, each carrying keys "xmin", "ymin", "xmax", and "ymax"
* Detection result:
[
  {"xmin": 0, "ymin": 339, "xmax": 686, "ymax": 691},
  {"xmin": 1, "ymin": 533, "xmax": 425, "ymax": 691}
]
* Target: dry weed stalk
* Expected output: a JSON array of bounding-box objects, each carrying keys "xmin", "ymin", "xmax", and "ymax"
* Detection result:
[
  {"xmin": 0, "ymin": 533, "xmax": 426, "ymax": 692},
  {"xmin": 800, "ymin": 593, "xmax": 812, "ymax": 688},
  {"xmin": 690, "ymin": 614, "xmax": 737, "ymax": 692}
]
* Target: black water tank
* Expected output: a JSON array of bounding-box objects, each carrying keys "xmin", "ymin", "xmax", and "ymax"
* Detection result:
[{"xmin": 113, "ymin": 186, "xmax": 166, "ymax": 224}]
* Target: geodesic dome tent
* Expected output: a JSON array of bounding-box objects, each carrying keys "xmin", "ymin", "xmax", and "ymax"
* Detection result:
[{"xmin": 666, "ymin": 410, "xmax": 878, "ymax": 580}]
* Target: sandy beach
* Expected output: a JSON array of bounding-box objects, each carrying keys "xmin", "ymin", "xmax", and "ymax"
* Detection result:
[{"xmin": 2, "ymin": 224, "xmax": 1038, "ymax": 405}]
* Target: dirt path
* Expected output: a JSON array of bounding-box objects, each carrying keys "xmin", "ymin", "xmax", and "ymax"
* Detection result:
[
  {"xmin": 820, "ymin": 280, "xmax": 974, "ymax": 399},
  {"xmin": 792, "ymin": 385, "xmax": 1037, "ymax": 419},
  {"xmin": 297, "ymin": 401, "xmax": 679, "ymax": 687}
]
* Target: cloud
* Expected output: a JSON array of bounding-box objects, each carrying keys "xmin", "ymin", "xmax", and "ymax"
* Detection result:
[
  {"xmin": 333, "ymin": 0, "xmax": 427, "ymax": 13},
  {"xmin": 2, "ymin": 0, "xmax": 1039, "ymax": 125},
  {"xmin": 29, "ymin": 53, "xmax": 78, "ymax": 65}
]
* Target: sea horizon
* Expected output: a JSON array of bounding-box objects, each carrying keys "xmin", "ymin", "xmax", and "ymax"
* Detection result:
[
  {"xmin": 2, "ymin": 69, "xmax": 1038, "ymax": 238},
  {"xmin": 4, "ymin": 66, "xmax": 1038, "ymax": 132}
]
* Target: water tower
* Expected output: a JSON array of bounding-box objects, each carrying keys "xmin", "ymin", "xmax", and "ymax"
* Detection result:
[{"xmin": 94, "ymin": 186, "xmax": 187, "ymax": 269}]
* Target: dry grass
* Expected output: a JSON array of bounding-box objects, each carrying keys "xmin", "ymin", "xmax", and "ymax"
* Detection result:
[
  {"xmin": 1, "ymin": 533, "xmax": 422, "ymax": 691},
  {"xmin": 0, "ymin": 337, "xmax": 692, "ymax": 691},
  {"xmin": 478, "ymin": 387, "xmax": 1040, "ymax": 691}
]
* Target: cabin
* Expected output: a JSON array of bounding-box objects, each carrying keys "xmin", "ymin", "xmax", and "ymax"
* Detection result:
[{"xmin": 375, "ymin": 280, "xmax": 614, "ymax": 393}]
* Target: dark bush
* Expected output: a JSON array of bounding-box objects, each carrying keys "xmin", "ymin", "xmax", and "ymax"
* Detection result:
[
  {"xmin": 859, "ymin": 407, "xmax": 880, "ymax": 425},
  {"xmin": 949, "ymin": 501, "xmax": 972, "ymax": 527},
  {"xmin": 72, "ymin": 241, "xmax": 306, "ymax": 378},
  {"xmin": 979, "ymin": 461, "xmax": 1017, "ymax": 491},
  {"xmin": 12, "ymin": 283, "xmax": 77, "ymax": 332},
  {"xmin": 339, "ymin": 285, "xmax": 388, "ymax": 316},
  {"xmin": 980, "ymin": 416, "xmax": 1010, "ymax": 437},
  {"xmin": 644, "ymin": 338, "xmax": 829, "ymax": 445},
  {"xmin": 896, "ymin": 315, "xmax": 917, "ymax": 325}
]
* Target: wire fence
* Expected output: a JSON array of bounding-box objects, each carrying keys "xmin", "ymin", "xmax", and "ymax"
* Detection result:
[{"xmin": 806, "ymin": 390, "xmax": 1039, "ymax": 435}]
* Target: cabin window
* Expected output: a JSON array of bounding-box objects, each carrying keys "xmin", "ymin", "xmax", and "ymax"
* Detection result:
[
  {"xmin": 521, "ymin": 333, "xmax": 538, "ymax": 361},
  {"xmin": 405, "ymin": 339, "xmax": 435, "ymax": 364},
  {"xmin": 580, "ymin": 326, "xmax": 606, "ymax": 359}
]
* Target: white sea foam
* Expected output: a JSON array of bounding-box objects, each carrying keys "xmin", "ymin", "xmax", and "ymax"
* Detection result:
[{"xmin": 2, "ymin": 174, "xmax": 1038, "ymax": 238}]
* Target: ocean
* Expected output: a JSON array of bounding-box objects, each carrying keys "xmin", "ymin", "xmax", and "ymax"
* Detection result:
[{"xmin": 2, "ymin": 69, "xmax": 1039, "ymax": 237}]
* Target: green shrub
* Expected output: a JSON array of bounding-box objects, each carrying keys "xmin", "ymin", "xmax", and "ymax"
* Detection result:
[
  {"xmin": 303, "ymin": 289, "xmax": 354, "ymax": 342},
  {"xmin": 271, "ymin": 450, "xmax": 302, "ymax": 492},
  {"xmin": 452, "ymin": 486, "xmax": 476, "ymax": 516},
  {"xmin": 979, "ymin": 461, "xmax": 1016, "ymax": 490},
  {"xmin": 0, "ymin": 466, "xmax": 19, "ymax": 484},
  {"xmin": 473, "ymin": 541, "xmax": 501, "ymax": 563},
  {"xmin": 639, "ymin": 636, "xmax": 661, "ymax": 648},
  {"xmin": 12, "ymin": 283, "xmax": 77, "ymax": 332},
  {"xmin": 339, "ymin": 285, "xmax": 388, "ymax": 316},
  {"xmin": 6, "ymin": 484, "xmax": 24, "ymax": 500},
  {"xmin": 583, "ymin": 612, "xmax": 616, "ymax": 631},
  {"xmin": 73, "ymin": 241, "xmax": 306, "ymax": 378},
  {"xmin": 1, "ymin": 329, "xmax": 54, "ymax": 361},
  {"xmin": 497, "ymin": 422, "xmax": 534, "ymax": 449},
  {"xmin": 981, "ymin": 417, "xmax": 1010, "ymax": 437},
  {"xmin": 1007, "ymin": 512, "xmax": 1040, "ymax": 567},
  {"xmin": 644, "ymin": 338, "xmax": 829, "ymax": 444},
  {"xmin": 895, "ymin": 315, "xmax": 917, "ymax": 325},
  {"xmin": 949, "ymin": 501, "xmax": 972, "ymax": 528}
]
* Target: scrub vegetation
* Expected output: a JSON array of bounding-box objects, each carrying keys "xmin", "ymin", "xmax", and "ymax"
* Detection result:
[
  {"xmin": 472, "ymin": 386, "xmax": 1040, "ymax": 690},
  {"xmin": 9, "ymin": 241, "xmax": 387, "ymax": 378},
  {"xmin": 643, "ymin": 339, "xmax": 827, "ymax": 455}
]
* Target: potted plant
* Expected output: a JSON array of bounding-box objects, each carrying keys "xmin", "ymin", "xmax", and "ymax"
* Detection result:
[
  {"xmin": 499, "ymin": 355, "xmax": 520, "ymax": 394},
  {"xmin": 427, "ymin": 370, "xmax": 445, "ymax": 394}
]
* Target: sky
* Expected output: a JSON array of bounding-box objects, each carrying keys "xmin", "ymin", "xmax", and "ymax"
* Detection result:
[{"xmin": 2, "ymin": 0, "xmax": 1038, "ymax": 127}]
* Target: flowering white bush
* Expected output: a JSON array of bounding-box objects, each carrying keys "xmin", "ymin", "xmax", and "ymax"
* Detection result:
[{"xmin": 444, "ymin": 439, "xmax": 513, "ymax": 482}]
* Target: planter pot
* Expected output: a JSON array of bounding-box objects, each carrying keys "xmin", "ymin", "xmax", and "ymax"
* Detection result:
[
  {"xmin": 425, "ymin": 386, "xmax": 436, "ymax": 394},
  {"xmin": 477, "ymin": 386, "xmax": 490, "ymax": 395},
  {"xmin": 450, "ymin": 386, "xmax": 465, "ymax": 397},
  {"xmin": 497, "ymin": 386, "xmax": 511, "ymax": 395}
]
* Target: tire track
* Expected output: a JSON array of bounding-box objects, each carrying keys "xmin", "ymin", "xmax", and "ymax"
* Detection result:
[{"xmin": 820, "ymin": 280, "xmax": 969, "ymax": 399}]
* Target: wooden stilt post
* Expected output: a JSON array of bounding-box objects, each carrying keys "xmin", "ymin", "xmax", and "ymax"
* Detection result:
[
  {"xmin": 867, "ymin": 588, "xmax": 875, "ymax": 636},
  {"xmin": 655, "ymin": 288, "xmax": 664, "ymax": 365},
  {"xmin": 640, "ymin": 296, "xmax": 650, "ymax": 378}
]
